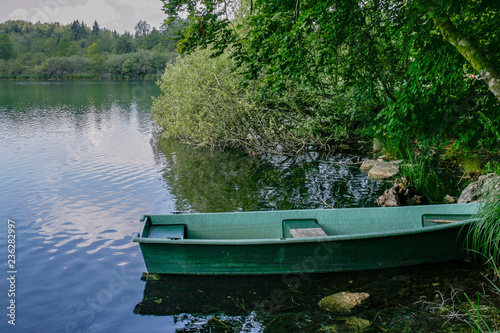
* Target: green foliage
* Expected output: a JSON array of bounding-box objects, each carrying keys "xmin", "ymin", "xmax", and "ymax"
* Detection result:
[
  {"xmin": 468, "ymin": 179, "xmax": 500, "ymax": 263},
  {"xmin": 161, "ymin": 0, "xmax": 500, "ymax": 152},
  {"xmin": 92, "ymin": 21, "xmax": 100, "ymax": 36},
  {"xmin": 86, "ymin": 42, "xmax": 100, "ymax": 57},
  {"xmin": 151, "ymin": 48, "xmax": 256, "ymax": 148},
  {"xmin": 0, "ymin": 34, "xmax": 16, "ymax": 60},
  {"xmin": 113, "ymin": 33, "xmax": 134, "ymax": 54},
  {"xmin": 0, "ymin": 19, "xmax": 181, "ymax": 79},
  {"xmin": 135, "ymin": 20, "xmax": 151, "ymax": 38},
  {"xmin": 399, "ymin": 147, "xmax": 443, "ymax": 203},
  {"xmin": 69, "ymin": 20, "xmax": 88, "ymax": 41},
  {"xmin": 484, "ymin": 161, "xmax": 500, "ymax": 175},
  {"xmin": 36, "ymin": 56, "xmax": 91, "ymax": 79},
  {"xmin": 151, "ymin": 47, "xmax": 344, "ymax": 152}
]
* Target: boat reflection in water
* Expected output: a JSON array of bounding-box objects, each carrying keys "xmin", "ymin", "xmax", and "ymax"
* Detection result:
[
  {"xmin": 133, "ymin": 273, "xmax": 292, "ymax": 331},
  {"xmin": 133, "ymin": 258, "xmax": 490, "ymax": 332}
]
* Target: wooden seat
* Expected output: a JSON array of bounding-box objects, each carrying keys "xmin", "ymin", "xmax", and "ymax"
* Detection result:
[{"xmin": 283, "ymin": 219, "xmax": 327, "ymax": 238}]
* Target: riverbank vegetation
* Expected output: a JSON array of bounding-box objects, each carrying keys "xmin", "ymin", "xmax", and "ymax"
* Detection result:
[
  {"xmin": 152, "ymin": 0, "xmax": 500, "ymax": 160},
  {"xmin": 0, "ymin": 19, "xmax": 186, "ymax": 79}
]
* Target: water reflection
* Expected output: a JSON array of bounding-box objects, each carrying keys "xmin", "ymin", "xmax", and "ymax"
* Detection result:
[
  {"xmin": 0, "ymin": 80, "xmax": 168, "ymax": 332},
  {"xmin": 134, "ymin": 261, "xmax": 492, "ymax": 332},
  {"xmin": 153, "ymin": 138, "xmax": 387, "ymax": 212}
]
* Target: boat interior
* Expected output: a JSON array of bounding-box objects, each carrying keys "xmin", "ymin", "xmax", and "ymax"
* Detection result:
[{"xmin": 138, "ymin": 205, "xmax": 477, "ymax": 241}]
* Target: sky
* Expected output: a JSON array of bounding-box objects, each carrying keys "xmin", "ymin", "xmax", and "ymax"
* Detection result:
[{"xmin": 0, "ymin": 0, "xmax": 168, "ymax": 34}]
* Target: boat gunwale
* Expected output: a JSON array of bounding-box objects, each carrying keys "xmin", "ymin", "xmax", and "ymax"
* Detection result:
[{"xmin": 132, "ymin": 218, "xmax": 477, "ymax": 245}]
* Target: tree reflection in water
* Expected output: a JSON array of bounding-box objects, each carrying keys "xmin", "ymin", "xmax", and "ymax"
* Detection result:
[{"xmin": 152, "ymin": 138, "xmax": 386, "ymax": 213}]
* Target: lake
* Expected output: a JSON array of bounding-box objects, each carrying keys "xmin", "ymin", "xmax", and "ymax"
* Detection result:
[{"xmin": 0, "ymin": 80, "xmax": 490, "ymax": 332}]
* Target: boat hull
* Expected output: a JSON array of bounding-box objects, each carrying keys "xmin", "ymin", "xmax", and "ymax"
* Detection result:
[{"xmin": 133, "ymin": 204, "xmax": 478, "ymax": 275}]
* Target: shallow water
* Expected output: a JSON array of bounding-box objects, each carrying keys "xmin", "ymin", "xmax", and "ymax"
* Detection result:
[{"xmin": 0, "ymin": 80, "xmax": 495, "ymax": 332}]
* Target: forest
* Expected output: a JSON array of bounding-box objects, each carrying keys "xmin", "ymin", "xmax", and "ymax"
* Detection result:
[{"xmin": 0, "ymin": 19, "xmax": 185, "ymax": 79}]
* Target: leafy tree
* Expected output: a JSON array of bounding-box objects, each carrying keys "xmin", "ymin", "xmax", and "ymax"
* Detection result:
[
  {"xmin": 57, "ymin": 35, "xmax": 73, "ymax": 56},
  {"xmin": 0, "ymin": 34, "xmax": 16, "ymax": 60},
  {"xmin": 36, "ymin": 56, "xmax": 91, "ymax": 78},
  {"xmin": 86, "ymin": 42, "xmax": 100, "ymax": 57},
  {"xmin": 0, "ymin": 19, "xmax": 176, "ymax": 79},
  {"xmin": 160, "ymin": 0, "xmax": 500, "ymax": 149},
  {"xmin": 143, "ymin": 28, "xmax": 162, "ymax": 50},
  {"xmin": 105, "ymin": 54, "xmax": 131, "ymax": 75},
  {"xmin": 134, "ymin": 20, "xmax": 151, "ymax": 38},
  {"xmin": 114, "ymin": 33, "xmax": 134, "ymax": 54}
]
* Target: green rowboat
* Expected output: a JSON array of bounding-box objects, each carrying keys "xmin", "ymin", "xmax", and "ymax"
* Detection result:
[{"xmin": 132, "ymin": 203, "xmax": 479, "ymax": 275}]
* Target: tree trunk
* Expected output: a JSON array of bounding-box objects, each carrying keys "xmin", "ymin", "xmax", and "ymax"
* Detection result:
[{"xmin": 431, "ymin": 16, "xmax": 500, "ymax": 102}]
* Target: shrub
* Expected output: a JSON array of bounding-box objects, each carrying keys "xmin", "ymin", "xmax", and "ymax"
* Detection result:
[
  {"xmin": 152, "ymin": 47, "xmax": 356, "ymax": 153},
  {"xmin": 151, "ymin": 48, "xmax": 257, "ymax": 149}
]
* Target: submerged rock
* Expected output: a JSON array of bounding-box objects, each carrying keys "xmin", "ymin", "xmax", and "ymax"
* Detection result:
[
  {"xmin": 458, "ymin": 173, "xmax": 500, "ymax": 203},
  {"xmin": 320, "ymin": 317, "xmax": 372, "ymax": 332},
  {"xmin": 367, "ymin": 161, "xmax": 399, "ymax": 180},
  {"xmin": 318, "ymin": 292, "xmax": 370, "ymax": 314},
  {"xmin": 345, "ymin": 317, "xmax": 372, "ymax": 331}
]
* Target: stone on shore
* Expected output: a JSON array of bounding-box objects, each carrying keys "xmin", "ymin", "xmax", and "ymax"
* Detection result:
[
  {"xmin": 373, "ymin": 138, "xmax": 382, "ymax": 153},
  {"xmin": 443, "ymin": 194, "xmax": 457, "ymax": 204},
  {"xmin": 458, "ymin": 173, "xmax": 500, "ymax": 203},
  {"xmin": 377, "ymin": 177, "xmax": 424, "ymax": 207},
  {"xmin": 376, "ymin": 187, "xmax": 400, "ymax": 207},
  {"xmin": 318, "ymin": 292, "xmax": 370, "ymax": 314},
  {"xmin": 367, "ymin": 161, "xmax": 399, "ymax": 180},
  {"xmin": 360, "ymin": 160, "xmax": 376, "ymax": 172}
]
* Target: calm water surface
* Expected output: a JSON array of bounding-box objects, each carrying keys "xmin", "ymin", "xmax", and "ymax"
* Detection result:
[
  {"xmin": 0, "ymin": 80, "xmax": 387, "ymax": 332},
  {"xmin": 0, "ymin": 80, "xmax": 489, "ymax": 333}
]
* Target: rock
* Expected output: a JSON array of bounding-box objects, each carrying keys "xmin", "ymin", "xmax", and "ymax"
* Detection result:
[
  {"xmin": 320, "ymin": 317, "xmax": 372, "ymax": 332},
  {"xmin": 360, "ymin": 160, "xmax": 376, "ymax": 172},
  {"xmin": 318, "ymin": 292, "xmax": 370, "ymax": 314},
  {"xmin": 377, "ymin": 177, "xmax": 424, "ymax": 207},
  {"xmin": 377, "ymin": 177, "xmax": 408, "ymax": 207},
  {"xmin": 443, "ymin": 194, "xmax": 457, "ymax": 204},
  {"xmin": 373, "ymin": 138, "xmax": 382, "ymax": 153},
  {"xmin": 458, "ymin": 173, "xmax": 500, "ymax": 203},
  {"xmin": 376, "ymin": 187, "xmax": 400, "ymax": 207},
  {"xmin": 408, "ymin": 195, "xmax": 423, "ymax": 205},
  {"xmin": 368, "ymin": 161, "xmax": 399, "ymax": 180},
  {"xmin": 345, "ymin": 317, "xmax": 372, "ymax": 331}
]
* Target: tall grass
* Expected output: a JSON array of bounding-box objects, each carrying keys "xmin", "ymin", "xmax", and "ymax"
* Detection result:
[
  {"xmin": 463, "ymin": 259, "xmax": 500, "ymax": 332},
  {"xmin": 468, "ymin": 178, "xmax": 500, "ymax": 262},
  {"xmin": 376, "ymin": 137, "xmax": 445, "ymax": 202},
  {"xmin": 399, "ymin": 147, "xmax": 443, "ymax": 203}
]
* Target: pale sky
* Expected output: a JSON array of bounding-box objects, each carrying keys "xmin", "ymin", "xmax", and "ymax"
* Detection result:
[{"xmin": 0, "ymin": 0, "xmax": 168, "ymax": 34}]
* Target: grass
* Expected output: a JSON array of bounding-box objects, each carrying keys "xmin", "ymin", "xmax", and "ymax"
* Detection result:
[
  {"xmin": 463, "ymin": 259, "xmax": 500, "ymax": 332},
  {"xmin": 399, "ymin": 146, "xmax": 443, "ymax": 203},
  {"xmin": 377, "ymin": 137, "xmax": 444, "ymax": 202},
  {"xmin": 465, "ymin": 184, "xmax": 500, "ymax": 332},
  {"xmin": 468, "ymin": 179, "xmax": 500, "ymax": 263}
]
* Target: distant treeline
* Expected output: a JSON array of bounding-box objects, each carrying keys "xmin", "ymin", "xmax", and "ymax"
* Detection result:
[{"xmin": 0, "ymin": 19, "xmax": 186, "ymax": 79}]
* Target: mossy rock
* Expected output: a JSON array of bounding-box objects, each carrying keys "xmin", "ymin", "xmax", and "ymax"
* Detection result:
[{"xmin": 318, "ymin": 292, "xmax": 370, "ymax": 314}]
